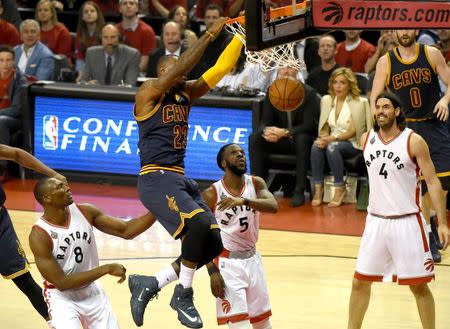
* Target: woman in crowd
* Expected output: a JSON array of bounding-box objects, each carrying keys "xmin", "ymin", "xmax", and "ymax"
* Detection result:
[
  {"xmin": 310, "ymin": 67, "xmax": 372, "ymax": 207},
  {"xmin": 35, "ymin": 0, "xmax": 72, "ymax": 66},
  {"xmin": 74, "ymin": 1, "xmax": 105, "ymax": 73},
  {"xmin": 167, "ymin": 5, "xmax": 197, "ymax": 48}
]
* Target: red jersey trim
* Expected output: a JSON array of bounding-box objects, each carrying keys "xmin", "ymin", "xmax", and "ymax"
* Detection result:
[
  {"xmin": 217, "ymin": 313, "xmax": 249, "ymax": 325},
  {"xmin": 221, "ymin": 178, "xmax": 246, "ymax": 198},
  {"xmin": 376, "ymin": 129, "xmax": 403, "ymax": 145},
  {"xmin": 40, "ymin": 208, "xmax": 71, "ymax": 229},
  {"xmin": 415, "ymin": 213, "xmax": 429, "ymax": 252},
  {"xmin": 250, "ymin": 310, "xmax": 272, "ymax": 324},
  {"xmin": 398, "ymin": 275, "xmax": 434, "ymax": 285}
]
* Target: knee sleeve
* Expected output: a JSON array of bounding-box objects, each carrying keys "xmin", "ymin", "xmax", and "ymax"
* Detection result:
[
  {"xmin": 12, "ymin": 272, "xmax": 49, "ymax": 319},
  {"xmin": 181, "ymin": 212, "xmax": 215, "ymax": 263},
  {"xmin": 252, "ymin": 318, "xmax": 272, "ymax": 329}
]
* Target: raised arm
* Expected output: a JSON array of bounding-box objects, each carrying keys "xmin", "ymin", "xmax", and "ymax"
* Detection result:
[
  {"xmin": 78, "ymin": 203, "xmax": 156, "ymax": 239},
  {"xmin": 134, "ymin": 17, "xmax": 227, "ymax": 116},
  {"xmin": 370, "ymin": 54, "xmax": 389, "ymax": 114},
  {"xmin": 186, "ymin": 35, "xmax": 244, "ymax": 100},
  {"xmin": 29, "ymin": 226, "xmax": 126, "ymax": 291},
  {"xmin": 410, "ymin": 133, "xmax": 449, "ymax": 249},
  {"xmin": 0, "ymin": 144, "xmax": 66, "ymax": 183}
]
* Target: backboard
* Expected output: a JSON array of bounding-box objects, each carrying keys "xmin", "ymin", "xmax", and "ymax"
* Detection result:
[{"xmin": 245, "ymin": 0, "xmax": 316, "ymax": 51}]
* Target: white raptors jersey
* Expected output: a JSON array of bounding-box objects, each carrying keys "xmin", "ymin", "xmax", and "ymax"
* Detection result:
[
  {"xmin": 34, "ymin": 203, "xmax": 99, "ymax": 287},
  {"xmin": 364, "ymin": 128, "xmax": 420, "ymax": 217},
  {"xmin": 212, "ymin": 175, "xmax": 260, "ymax": 251}
]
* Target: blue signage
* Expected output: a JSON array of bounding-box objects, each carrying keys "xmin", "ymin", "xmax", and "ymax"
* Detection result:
[{"xmin": 34, "ymin": 96, "xmax": 252, "ymax": 181}]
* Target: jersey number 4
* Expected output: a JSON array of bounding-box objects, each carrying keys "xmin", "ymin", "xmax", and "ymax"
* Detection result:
[{"xmin": 379, "ymin": 163, "xmax": 388, "ymax": 179}]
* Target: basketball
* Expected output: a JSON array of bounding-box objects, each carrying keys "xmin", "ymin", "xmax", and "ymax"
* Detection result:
[{"xmin": 268, "ymin": 77, "xmax": 304, "ymax": 112}]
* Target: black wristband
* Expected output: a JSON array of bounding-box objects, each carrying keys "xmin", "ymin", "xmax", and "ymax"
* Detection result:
[
  {"xmin": 207, "ymin": 264, "xmax": 218, "ymax": 276},
  {"xmin": 243, "ymin": 198, "xmax": 250, "ymax": 206}
]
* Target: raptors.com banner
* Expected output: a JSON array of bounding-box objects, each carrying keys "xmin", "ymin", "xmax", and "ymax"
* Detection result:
[{"xmin": 312, "ymin": 0, "xmax": 450, "ymax": 29}]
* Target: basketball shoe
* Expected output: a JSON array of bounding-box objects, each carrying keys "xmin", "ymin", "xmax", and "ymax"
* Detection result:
[
  {"xmin": 129, "ymin": 275, "xmax": 160, "ymax": 326},
  {"xmin": 170, "ymin": 283, "xmax": 203, "ymax": 328}
]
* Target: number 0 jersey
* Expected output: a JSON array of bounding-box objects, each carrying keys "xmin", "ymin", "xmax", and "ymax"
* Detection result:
[
  {"xmin": 33, "ymin": 203, "xmax": 99, "ymax": 288},
  {"xmin": 212, "ymin": 175, "xmax": 259, "ymax": 251},
  {"xmin": 386, "ymin": 44, "xmax": 441, "ymax": 120},
  {"xmin": 363, "ymin": 128, "xmax": 420, "ymax": 217}
]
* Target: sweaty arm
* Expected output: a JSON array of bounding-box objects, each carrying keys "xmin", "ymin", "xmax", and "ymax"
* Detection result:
[
  {"xmin": 134, "ymin": 17, "xmax": 227, "ymax": 117},
  {"xmin": 410, "ymin": 133, "xmax": 449, "ymax": 249},
  {"xmin": 78, "ymin": 203, "xmax": 156, "ymax": 240},
  {"xmin": 29, "ymin": 227, "xmax": 126, "ymax": 291},
  {"xmin": 369, "ymin": 55, "xmax": 389, "ymax": 114},
  {"xmin": 0, "ymin": 144, "xmax": 66, "ymax": 183}
]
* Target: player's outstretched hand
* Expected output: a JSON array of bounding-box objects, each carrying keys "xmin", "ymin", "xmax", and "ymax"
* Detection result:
[
  {"xmin": 208, "ymin": 17, "xmax": 227, "ymax": 38},
  {"xmin": 108, "ymin": 263, "xmax": 127, "ymax": 283},
  {"xmin": 433, "ymin": 99, "xmax": 449, "ymax": 121},
  {"xmin": 438, "ymin": 224, "xmax": 450, "ymax": 250},
  {"xmin": 210, "ymin": 272, "xmax": 226, "ymax": 299}
]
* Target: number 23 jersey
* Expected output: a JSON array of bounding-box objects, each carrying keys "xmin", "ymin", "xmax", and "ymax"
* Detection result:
[
  {"xmin": 364, "ymin": 127, "xmax": 420, "ymax": 217},
  {"xmin": 212, "ymin": 175, "xmax": 260, "ymax": 252},
  {"xmin": 33, "ymin": 203, "xmax": 99, "ymax": 286}
]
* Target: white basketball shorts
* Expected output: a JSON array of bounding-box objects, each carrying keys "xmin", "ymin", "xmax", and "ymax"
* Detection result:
[
  {"xmin": 355, "ymin": 213, "xmax": 435, "ymax": 285},
  {"xmin": 215, "ymin": 251, "xmax": 272, "ymax": 325},
  {"xmin": 44, "ymin": 281, "xmax": 119, "ymax": 329}
]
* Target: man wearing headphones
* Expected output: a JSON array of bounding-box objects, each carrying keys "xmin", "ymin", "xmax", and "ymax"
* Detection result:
[{"xmin": 79, "ymin": 23, "xmax": 140, "ymax": 86}]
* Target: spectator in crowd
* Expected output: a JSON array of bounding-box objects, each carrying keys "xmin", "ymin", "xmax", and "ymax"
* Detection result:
[
  {"xmin": 91, "ymin": 0, "xmax": 119, "ymax": 15},
  {"xmin": 1, "ymin": 0, "xmax": 21, "ymax": 29},
  {"xmin": 438, "ymin": 29, "xmax": 450, "ymax": 64},
  {"xmin": 418, "ymin": 29, "xmax": 439, "ymax": 46},
  {"xmin": 336, "ymin": 30, "xmax": 376, "ymax": 73},
  {"xmin": 168, "ymin": 5, "xmax": 198, "ymax": 48},
  {"xmin": 194, "ymin": 0, "xmax": 243, "ymax": 19},
  {"xmin": 0, "ymin": 45, "xmax": 27, "ymax": 180},
  {"xmin": 0, "ymin": 0, "xmax": 20, "ymax": 47},
  {"xmin": 80, "ymin": 23, "xmax": 140, "ymax": 86},
  {"xmin": 142, "ymin": 0, "xmax": 187, "ymax": 18},
  {"xmin": 146, "ymin": 20, "xmax": 187, "ymax": 78},
  {"xmin": 35, "ymin": 0, "xmax": 73, "ymax": 67},
  {"xmin": 14, "ymin": 19, "xmax": 54, "ymax": 81},
  {"xmin": 296, "ymin": 37, "xmax": 320, "ymax": 81},
  {"xmin": 249, "ymin": 67, "xmax": 320, "ymax": 207},
  {"xmin": 189, "ymin": 4, "xmax": 232, "ymax": 79},
  {"xmin": 364, "ymin": 30, "xmax": 398, "ymax": 74},
  {"xmin": 310, "ymin": 67, "xmax": 372, "ymax": 207},
  {"xmin": 117, "ymin": 0, "xmax": 156, "ymax": 73},
  {"xmin": 75, "ymin": 1, "xmax": 105, "ymax": 74},
  {"xmin": 306, "ymin": 34, "xmax": 341, "ymax": 96}
]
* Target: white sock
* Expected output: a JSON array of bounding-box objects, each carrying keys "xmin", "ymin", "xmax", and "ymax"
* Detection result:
[
  {"xmin": 179, "ymin": 263, "xmax": 195, "ymax": 289},
  {"xmin": 427, "ymin": 224, "xmax": 432, "ymax": 233},
  {"xmin": 155, "ymin": 265, "xmax": 178, "ymax": 289}
]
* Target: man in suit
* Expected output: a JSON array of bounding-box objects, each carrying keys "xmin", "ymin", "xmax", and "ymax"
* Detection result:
[
  {"xmin": 13, "ymin": 19, "xmax": 54, "ymax": 81},
  {"xmin": 249, "ymin": 67, "xmax": 321, "ymax": 207},
  {"xmin": 80, "ymin": 24, "xmax": 140, "ymax": 86},
  {"xmin": 147, "ymin": 20, "xmax": 187, "ymax": 78}
]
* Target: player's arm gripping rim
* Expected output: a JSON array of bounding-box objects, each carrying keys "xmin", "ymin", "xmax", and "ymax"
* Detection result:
[
  {"xmin": 134, "ymin": 17, "xmax": 227, "ymax": 117},
  {"xmin": 409, "ymin": 133, "xmax": 450, "ymax": 249},
  {"xmin": 202, "ymin": 176, "xmax": 278, "ymax": 299}
]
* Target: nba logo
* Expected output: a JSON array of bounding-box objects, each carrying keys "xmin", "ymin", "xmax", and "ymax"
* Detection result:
[{"xmin": 43, "ymin": 115, "xmax": 58, "ymax": 150}]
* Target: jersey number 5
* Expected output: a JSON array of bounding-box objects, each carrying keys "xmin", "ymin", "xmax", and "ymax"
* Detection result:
[{"xmin": 239, "ymin": 216, "xmax": 249, "ymax": 233}]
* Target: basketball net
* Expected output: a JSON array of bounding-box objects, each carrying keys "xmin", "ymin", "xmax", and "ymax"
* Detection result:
[{"xmin": 225, "ymin": 3, "xmax": 308, "ymax": 72}]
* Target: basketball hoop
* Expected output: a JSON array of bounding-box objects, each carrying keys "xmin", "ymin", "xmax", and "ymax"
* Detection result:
[{"xmin": 225, "ymin": 2, "xmax": 310, "ymax": 72}]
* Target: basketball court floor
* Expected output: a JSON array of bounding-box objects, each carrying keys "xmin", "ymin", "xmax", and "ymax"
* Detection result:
[{"xmin": 0, "ymin": 179, "xmax": 449, "ymax": 329}]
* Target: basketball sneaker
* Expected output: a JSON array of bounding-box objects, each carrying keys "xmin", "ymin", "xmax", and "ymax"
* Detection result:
[
  {"xmin": 129, "ymin": 275, "xmax": 160, "ymax": 326},
  {"xmin": 169, "ymin": 283, "xmax": 203, "ymax": 328}
]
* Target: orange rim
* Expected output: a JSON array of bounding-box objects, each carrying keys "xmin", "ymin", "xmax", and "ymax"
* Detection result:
[{"xmin": 225, "ymin": 1, "xmax": 309, "ymax": 26}]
